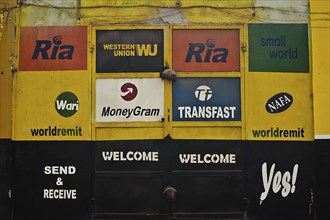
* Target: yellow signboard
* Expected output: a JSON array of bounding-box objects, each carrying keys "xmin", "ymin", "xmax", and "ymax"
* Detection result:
[
  {"xmin": 12, "ymin": 71, "xmax": 91, "ymax": 140},
  {"xmin": 92, "ymin": 26, "xmax": 169, "ymax": 140},
  {"xmin": 245, "ymin": 73, "xmax": 313, "ymax": 140}
]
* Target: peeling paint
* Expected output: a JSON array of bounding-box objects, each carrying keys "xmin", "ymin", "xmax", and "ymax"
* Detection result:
[
  {"xmin": 156, "ymin": 8, "xmax": 187, "ymax": 24},
  {"xmin": 17, "ymin": 0, "xmax": 310, "ymax": 26},
  {"xmin": 254, "ymin": 0, "xmax": 309, "ymax": 23},
  {"xmin": 20, "ymin": 0, "xmax": 77, "ymax": 26}
]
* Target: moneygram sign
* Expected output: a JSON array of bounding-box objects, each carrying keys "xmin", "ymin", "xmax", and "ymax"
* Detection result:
[
  {"xmin": 172, "ymin": 29, "xmax": 240, "ymax": 72},
  {"xmin": 96, "ymin": 29, "xmax": 164, "ymax": 72},
  {"xmin": 172, "ymin": 78, "xmax": 241, "ymax": 121},
  {"xmin": 96, "ymin": 78, "xmax": 164, "ymax": 122},
  {"xmin": 19, "ymin": 26, "xmax": 87, "ymax": 71}
]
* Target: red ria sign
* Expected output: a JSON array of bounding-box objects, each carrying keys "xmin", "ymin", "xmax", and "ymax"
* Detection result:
[
  {"xmin": 172, "ymin": 29, "xmax": 240, "ymax": 72},
  {"xmin": 19, "ymin": 26, "xmax": 87, "ymax": 71}
]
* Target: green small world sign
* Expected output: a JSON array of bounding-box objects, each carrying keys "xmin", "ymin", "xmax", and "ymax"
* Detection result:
[{"xmin": 248, "ymin": 24, "xmax": 309, "ymax": 73}]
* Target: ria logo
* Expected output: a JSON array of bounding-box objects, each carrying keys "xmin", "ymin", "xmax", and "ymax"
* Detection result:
[
  {"xmin": 185, "ymin": 39, "xmax": 228, "ymax": 63},
  {"xmin": 55, "ymin": 92, "xmax": 79, "ymax": 117},
  {"xmin": 195, "ymin": 85, "xmax": 212, "ymax": 101},
  {"xmin": 121, "ymin": 83, "xmax": 138, "ymax": 101},
  {"xmin": 32, "ymin": 36, "xmax": 74, "ymax": 60}
]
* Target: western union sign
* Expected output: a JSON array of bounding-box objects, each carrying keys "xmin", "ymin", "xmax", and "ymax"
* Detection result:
[{"xmin": 96, "ymin": 29, "xmax": 164, "ymax": 73}]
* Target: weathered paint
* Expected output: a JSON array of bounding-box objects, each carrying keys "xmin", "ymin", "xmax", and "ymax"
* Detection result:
[
  {"xmin": 0, "ymin": 1, "xmax": 328, "ymax": 220},
  {"xmin": 0, "ymin": 0, "xmax": 16, "ymax": 138},
  {"xmin": 19, "ymin": 0, "xmax": 76, "ymax": 26},
  {"xmin": 13, "ymin": 0, "xmax": 312, "ymax": 27},
  {"xmin": 254, "ymin": 0, "xmax": 309, "ymax": 23},
  {"xmin": 80, "ymin": 0, "xmax": 254, "ymax": 24},
  {"xmin": 1, "ymin": 2, "xmax": 322, "ymax": 140}
]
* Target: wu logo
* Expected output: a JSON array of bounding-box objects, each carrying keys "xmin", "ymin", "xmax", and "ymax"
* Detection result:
[
  {"xmin": 32, "ymin": 36, "xmax": 74, "ymax": 60},
  {"xmin": 195, "ymin": 85, "xmax": 212, "ymax": 101}
]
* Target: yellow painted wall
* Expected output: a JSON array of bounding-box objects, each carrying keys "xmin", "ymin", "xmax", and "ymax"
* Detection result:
[
  {"xmin": 310, "ymin": 0, "xmax": 330, "ymax": 139},
  {"xmin": 245, "ymin": 73, "xmax": 314, "ymax": 140},
  {"xmin": 2, "ymin": 0, "xmax": 322, "ymax": 141},
  {"xmin": 80, "ymin": 0, "xmax": 254, "ymax": 25},
  {"xmin": 12, "ymin": 71, "xmax": 91, "ymax": 140},
  {"xmin": 0, "ymin": 0, "xmax": 16, "ymax": 138}
]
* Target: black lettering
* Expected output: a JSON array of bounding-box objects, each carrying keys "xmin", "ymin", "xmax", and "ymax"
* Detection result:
[
  {"xmin": 58, "ymin": 45, "xmax": 74, "ymax": 60},
  {"xmin": 261, "ymin": 38, "xmax": 265, "ymax": 46},
  {"xmin": 32, "ymin": 40, "xmax": 52, "ymax": 59},
  {"xmin": 212, "ymin": 48, "xmax": 228, "ymax": 63},
  {"xmin": 102, "ymin": 107, "xmax": 110, "ymax": 116},
  {"xmin": 185, "ymin": 43, "xmax": 205, "ymax": 62},
  {"xmin": 50, "ymin": 45, "xmax": 59, "ymax": 60}
]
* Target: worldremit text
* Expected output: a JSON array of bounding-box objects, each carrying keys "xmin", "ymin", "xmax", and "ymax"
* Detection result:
[
  {"xmin": 252, "ymin": 127, "xmax": 305, "ymax": 138},
  {"xmin": 31, "ymin": 126, "xmax": 83, "ymax": 137}
]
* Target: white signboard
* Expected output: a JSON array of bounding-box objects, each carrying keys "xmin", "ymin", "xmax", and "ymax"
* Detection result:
[{"xmin": 96, "ymin": 78, "xmax": 164, "ymax": 122}]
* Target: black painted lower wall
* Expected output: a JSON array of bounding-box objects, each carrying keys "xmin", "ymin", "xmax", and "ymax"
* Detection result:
[
  {"xmin": 0, "ymin": 139, "xmax": 11, "ymax": 220},
  {"xmin": 314, "ymin": 140, "xmax": 330, "ymax": 220},
  {"xmin": 0, "ymin": 139, "xmax": 329, "ymax": 220}
]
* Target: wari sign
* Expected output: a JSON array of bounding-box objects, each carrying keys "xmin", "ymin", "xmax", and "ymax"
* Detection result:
[
  {"xmin": 172, "ymin": 29, "xmax": 240, "ymax": 72},
  {"xmin": 248, "ymin": 24, "xmax": 309, "ymax": 73},
  {"xmin": 19, "ymin": 26, "xmax": 87, "ymax": 71},
  {"xmin": 12, "ymin": 71, "xmax": 91, "ymax": 141},
  {"xmin": 95, "ymin": 78, "xmax": 164, "ymax": 122},
  {"xmin": 96, "ymin": 29, "xmax": 164, "ymax": 72},
  {"xmin": 172, "ymin": 78, "xmax": 241, "ymax": 121}
]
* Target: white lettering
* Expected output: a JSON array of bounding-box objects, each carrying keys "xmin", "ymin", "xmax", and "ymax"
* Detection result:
[
  {"xmin": 260, "ymin": 163, "xmax": 274, "ymax": 204},
  {"xmin": 102, "ymin": 151, "xmax": 159, "ymax": 162},
  {"xmin": 44, "ymin": 166, "xmax": 76, "ymax": 175},
  {"xmin": 56, "ymin": 100, "xmax": 78, "ymax": 111},
  {"xmin": 177, "ymin": 106, "xmax": 237, "ymax": 119},
  {"xmin": 179, "ymin": 154, "xmax": 190, "ymax": 163},
  {"xmin": 260, "ymin": 162, "xmax": 299, "ymax": 205},
  {"xmin": 178, "ymin": 106, "xmax": 185, "ymax": 118},
  {"xmin": 43, "ymin": 189, "xmax": 77, "ymax": 199},
  {"xmin": 178, "ymin": 153, "xmax": 236, "ymax": 164}
]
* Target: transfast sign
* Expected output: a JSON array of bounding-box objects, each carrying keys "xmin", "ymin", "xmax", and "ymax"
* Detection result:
[
  {"xmin": 96, "ymin": 29, "xmax": 164, "ymax": 72},
  {"xmin": 96, "ymin": 78, "xmax": 164, "ymax": 122},
  {"xmin": 172, "ymin": 29, "xmax": 240, "ymax": 72},
  {"xmin": 19, "ymin": 26, "xmax": 87, "ymax": 71},
  {"xmin": 172, "ymin": 78, "xmax": 241, "ymax": 121}
]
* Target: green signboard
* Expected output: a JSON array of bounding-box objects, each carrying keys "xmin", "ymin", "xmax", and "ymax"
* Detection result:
[{"xmin": 248, "ymin": 24, "xmax": 309, "ymax": 73}]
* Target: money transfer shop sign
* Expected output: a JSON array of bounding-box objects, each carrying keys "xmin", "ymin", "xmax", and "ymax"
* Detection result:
[
  {"xmin": 172, "ymin": 78, "xmax": 241, "ymax": 121},
  {"xmin": 172, "ymin": 29, "xmax": 240, "ymax": 72},
  {"xmin": 96, "ymin": 78, "xmax": 164, "ymax": 122},
  {"xmin": 19, "ymin": 26, "xmax": 87, "ymax": 71},
  {"xmin": 248, "ymin": 24, "xmax": 309, "ymax": 73},
  {"xmin": 96, "ymin": 29, "xmax": 164, "ymax": 73}
]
